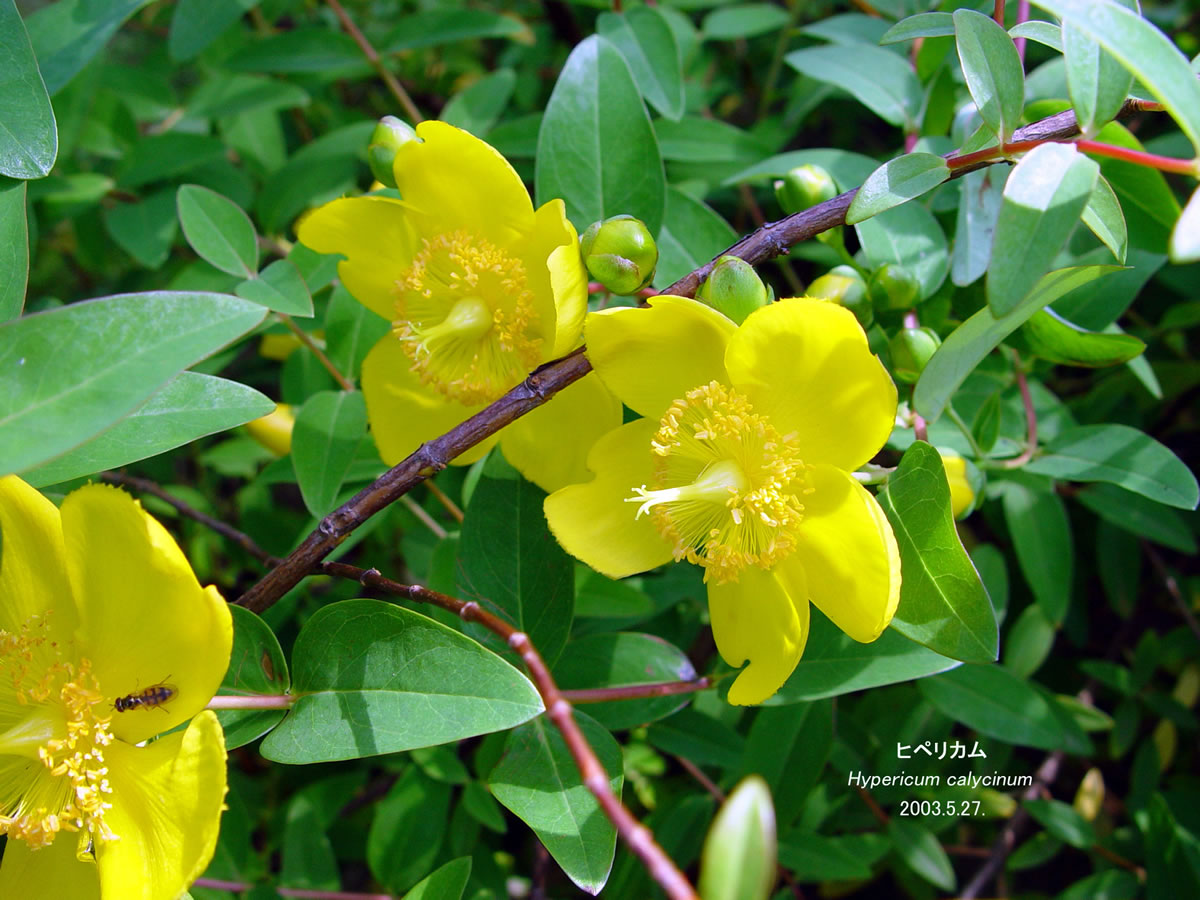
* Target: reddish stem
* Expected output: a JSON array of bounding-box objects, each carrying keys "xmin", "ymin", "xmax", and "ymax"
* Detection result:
[
  {"xmin": 948, "ymin": 137, "xmax": 1197, "ymax": 176},
  {"xmin": 562, "ymin": 677, "xmax": 712, "ymax": 703}
]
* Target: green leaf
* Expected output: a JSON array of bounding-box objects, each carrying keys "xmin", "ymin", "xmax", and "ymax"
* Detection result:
[
  {"xmin": 260, "ymin": 600, "xmax": 544, "ymax": 763},
  {"xmin": 24, "ymin": 0, "xmax": 149, "ymax": 95},
  {"xmin": 402, "ymin": 857, "xmax": 472, "ymax": 900},
  {"xmin": 1063, "ymin": 1, "xmax": 1135, "ymax": 137},
  {"xmin": 785, "ymin": 44, "xmax": 922, "ymax": 129},
  {"xmin": 999, "ymin": 477, "xmax": 1073, "ymax": 624},
  {"xmin": 488, "ymin": 713, "xmax": 622, "ymax": 894},
  {"xmin": 1027, "ymin": 425, "xmax": 1198, "ymax": 510},
  {"xmin": 954, "ymin": 9, "xmax": 1025, "ymax": 143},
  {"xmin": 1075, "ymin": 484, "xmax": 1198, "ymax": 553},
  {"xmin": 1058, "ymin": 870, "xmax": 1141, "ymax": 900},
  {"xmin": 880, "ymin": 12, "xmax": 955, "ymax": 45},
  {"xmin": 1010, "ymin": 20, "xmax": 1062, "ymax": 52},
  {"xmin": 952, "ymin": 167, "xmax": 1006, "ymax": 287},
  {"xmin": 457, "ymin": 476, "xmax": 574, "ymax": 667},
  {"xmin": 1081, "ymin": 175, "xmax": 1128, "ymax": 263},
  {"xmin": 187, "ymin": 74, "xmax": 309, "ymax": 120},
  {"xmin": 739, "ymin": 702, "xmax": 832, "ymax": 828},
  {"xmin": 919, "ymin": 664, "xmax": 1086, "ymax": 751},
  {"xmin": 0, "ymin": 0, "xmax": 57, "ymax": 178},
  {"xmin": 225, "ymin": 29, "xmax": 367, "ymax": 75},
  {"xmin": 177, "ymin": 184, "xmax": 259, "ymax": 279},
  {"xmin": 914, "ymin": 265, "xmax": 1118, "ymax": 421},
  {"xmin": 854, "ymin": 200, "xmax": 948, "ymax": 299},
  {"xmin": 767, "ymin": 606, "xmax": 959, "ymax": 703},
  {"xmin": 0, "ymin": 179, "xmax": 28, "ymax": 321},
  {"xmin": 552, "ymin": 633, "xmax": 696, "ymax": 730},
  {"xmin": 1034, "ymin": 0, "xmax": 1200, "ymax": 153},
  {"xmin": 116, "ymin": 133, "xmax": 227, "ymax": 190},
  {"xmin": 324, "ymin": 285, "xmax": 389, "ymax": 380},
  {"xmin": 1003, "ymin": 604, "xmax": 1057, "ymax": 678},
  {"xmin": 236, "ymin": 260, "xmax": 313, "ymax": 317},
  {"xmin": 1094, "ymin": 122, "xmax": 1179, "ymax": 255},
  {"xmin": 598, "ymin": 7, "xmax": 685, "ymax": 121},
  {"xmin": 440, "ymin": 69, "xmax": 516, "ymax": 137},
  {"xmin": 846, "ymin": 153, "xmax": 950, "ymax": 225},
  {"xmin": 879, "ymin": 442, "xmax": 997, "ymax": 662},
  {"xmin": 19, "ymin": 372, "xmax": 273, "ymax": 487},
  {"xmin": 103, "ymin": 188, "xmax": 178, "ymax": 269},
  {"xmin": 777, "ymin": 833, "xmax": 890, "ymax": 881},
  {"xmin": 698, "ymin": 777, "xmax": 776, "ymax": 900},
  {"xmin": 888, "ymin": 819, "xmax": 956, "ymax": 891},
  {"xmin": 646, "ymin": 708, "xmax": 744, "ymax": 770},
  {"xmin": 0, "ymin": 291, "xmax": 266, "ymax": 477},
  {"xmin": 655, "ymin": 187, "xmax": 738, "ymax": 287},
  {"xmin": 702, "ymin": 3, "xmax": 790, "ymax": 40},
  {"xmin": 292, "ymin": 390, "xmax": 366, "ymax": 518},
  {"xmin": 382, "ymin": 9, "xmax": 533, "ymax": 52},
  {"xmin": 367, "ymin": 769, "xmax": 452, "ymax": 894},
  {"xmin": 987, "ymin": 143, "xmax": 1100, "ymax": 316},
  {"xmin": 655, "ymin": 117, "xmax": 769, "ymax": 164},
  {"xmin": 282, "ymin": 794, "xmax": 338, "ymax": 890},
  {"xmin": 536, "ymin": 35, "xmax": 665, "ymax": 235},
  {"xmin": 216, "ymin": 605, "xmax": 290, "ymax": 750},
  {"xmin": 168, "ymin": 0, "xmax": 260, "ymax": 62},
  {"xmin": 1170, "ymin": 185, "xmax": 1200, "ymax": 264},
  {"xmin": 1024, "ymin": 798, "xmax": 1097, "ymax": 849}
]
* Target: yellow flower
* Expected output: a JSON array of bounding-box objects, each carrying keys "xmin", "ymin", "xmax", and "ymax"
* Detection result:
[
  {"xmin": 297, "ymin": 121, "xmax": 621, "ymax": 492},
  {"xmin": 0, "ymin": 476, "xmax": 231, "ymax": 900},
  {"xmin": 544, "ymin": 296, "xmax": 902, "ymax": 705},
  {"xmin": 939, "ymin": 450, "xmax": 975, "ymax": 519},
  {"xmin": 245, "ymin": 403, "xmax": 295, "ymax": 456}
]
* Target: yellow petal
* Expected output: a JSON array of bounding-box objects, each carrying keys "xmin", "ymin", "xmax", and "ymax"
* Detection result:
[
  {"xmin": 296, "ymin": 195, "xmax": 416, "ymax": 322},
  {"xmin": 543, "ymin": 419, "xmax": 675, "ymax": 578},
  {"xmin": 97, "ymin": 711, "xmax": 227, "ymax": 900},
  {"xmin": 500, "ymin": 372, "xmax": 623, "ymax": 493},
  {"xmin": 0, "ymin": 824, "xmax": 101, "ymax": 899},
  {"xmin": 0, "ymin": 475, "xmax": 77, "ymax": 642},
  {"xmin": 62, "ymin": 485, "xmax": 232, "ymax": 745},
  {"xmin": 585, "ymin": 295, "xmax": 736, "ymax": 419},
  {"xmin": 789, "ymin": 464, "xmax": 900, "ymax": 643},
  {"xmin": 708, "ymin": 565, "xmax": 809, "ymax": 706},
  {"xmin": 394, "ymin": 121, "xmax": 534, "ymax": 249},
  {"xmin": 524, "ymin": 199, "xmax": 587, "ymax": 358},
  {"xmin": 361, "ymin": 335, "xmax": 498, "ymax": 467},
  {"xmin": 725, "ymin": 298, "xmax": 897, "ymax": 471}
]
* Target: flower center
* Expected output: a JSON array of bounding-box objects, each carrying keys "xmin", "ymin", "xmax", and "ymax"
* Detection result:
[
  {"xmin": 0, "ymin": 616, "xmax": 116, "ymax": 851},
  {"xmin": 395, "ymin": 229, "xmax": 543, "ymax": 404},
  {"xmin": 627, "ymin": 381, "xmax": 811, "ymax": 584}
]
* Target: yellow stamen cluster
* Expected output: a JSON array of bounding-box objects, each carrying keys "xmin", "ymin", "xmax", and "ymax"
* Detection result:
[
  {"xmin": 1, "ymin": 619, "xmax": 116, "ymax": 850},
  {"xmin": 628, "ymin": 381, "xmax": 811, "ymax": 584},
  {"xmin": 395, "ymin": 229, "xmax": 543, "ymax": 404}
]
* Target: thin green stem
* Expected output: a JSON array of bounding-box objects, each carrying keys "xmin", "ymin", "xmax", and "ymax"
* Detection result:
[
  {"xmin": 756, "ymin": 0, "xmax": 806, "ymax": 120},
  {"xmin": 946, "ymin": 405, "xmax": 986, "ymax": 460}
]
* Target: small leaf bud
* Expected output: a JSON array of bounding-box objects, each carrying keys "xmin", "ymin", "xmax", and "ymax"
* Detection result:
[
  {"xmin": 580, "ymin": 215, "xmax": 658, "ymax": 295},
  {"xmin": 868, "ymin": 262, "xmax": 921, "ymax": 311},
  {"xmin": 890, "ymin": 326, "xmax": 941, "ymax": 383},
  {"xmin": 774, "ymin": 164, "xmax": 838, "ymax": 215},
  {"xmin": 368, "ymin": 116, "xmax": 418, "ymax": 189},
  {"xmin": 696, "ymin": 255, "xmax": 769, "ymax": 324},
  {"xmin": 245, "ymin": 403, "xmax": 295, "ymax": 457},
  {"xmin": 699, "ymin": 776, "xmax": 776, "ymax": 900},
  {"xmin": 937, "ymin": 449, "xmax": 976, "ymax": 519},
  {"xmin": 806, "ymin": 265, "xmax": 872, "ymax": 328}
]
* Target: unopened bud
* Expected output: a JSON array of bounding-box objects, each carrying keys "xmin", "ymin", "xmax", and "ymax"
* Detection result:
[
  {"xmin": 368, "ymin": 116, "xmax": 418, "ymax": 189},
  {"xmin": 890, "ymin": 326, "xmax": 941, "ymax": 383},
  {"xmin": 696, "ymin": 255, "xmax": 769, "ymax": 325},
  {"xmin": 699, "ymin": 776, "xmax": 776, "ymax": 900},
  {"xmin": 245, "ymin": 404, "xmax": 295, "ymax": 457},
  {"xmin": 806, "ymin": 265, "xmax": 872, "ymax": 328},
  {"xmin": 580, "ymin": 215, "xmax": 658, "ymax": 295},
  {"xmin": 868, "ymin": 262, "xmax": 921, "ymax": 312},
  {"xmin": 938, "ymin": 449, "xmax": 975, "ymax": 519},
  {"xmin": 774, "ymin": 164, "xmax": 838, "ymax": 215}
]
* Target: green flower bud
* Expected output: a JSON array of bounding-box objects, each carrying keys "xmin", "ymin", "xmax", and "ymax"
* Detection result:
[
  {"xmin": 698, "ymin": 776, "xmax": 776, "ymax": 900},
  {"xmin": 868, "ymin": 262, "xmax": 921, "ymax": 312},
  {"xmin": 806, "ymin": 265, "xmax": 873, "ymax": 328},
  {"xmin": 368, "ymin": 116, "xmax": 418, "ymax": 188},
  {"xmin": 890, "ymin": 326, "xmax": 941, "ymax": 383},
  {"xmin": 774, "ymin": 164, "xmax": 838, "ymax": 215},
  {"xmin": 580, "ymin": 215, "xmax": 658, "ymax": 295},
  {"xmin": 696, "ymin": 255, "xmax": 769, "ymax": 324}
]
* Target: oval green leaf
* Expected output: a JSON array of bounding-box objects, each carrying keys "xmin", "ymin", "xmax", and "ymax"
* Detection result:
[
  {"xmin": 260, "ymin": 599, "xmax": 545, "ymax": 764},
  {"xmin": 598, "ymin": 7, "xmax": 685, "ymax": 121},
  {"xmin": 1020, "ymin": 308, "xmax": 1144, "ymax": 367},
  {"xmin": 846, "ymin": 152, "xmax": 950, "ymax": 225},
  {"xmin": 0, "ymin": 291, "xmax": 267, "ymax": 476},
  {"xmin": 854, "ymin": 200, "xmax": 949, "ymax": 299},
  {"xmin": 880, "ymin": 12, "xmax": 954, "ymax": 45},
  {"xmin": 954, "ymin": 9, "xmax": 1025, "ymax": 143},
  {"xmin": 878, "ymin": 442, "xmax": 998, "ymax": 662},
  {"xmin": 535, "ymin": 35, "xmax": 665, "ymax": 235},
  {"xmin": 292, "ymin": 390, "xmax": 367, "ymax": 518},
  {"xmin": 1081, "ymin": 175, "xmax": 1128, "ymax": 263},
  {"xmin": 888, "ymin": 819, "xmax": 956, "ymax": 891},
  {"xmin": 0, "ymin": 0, "xmax": 57, "ymax": 178},
  {"xmin": 998, "ymin": 477, "xmax": 1073, "ymax": 624},
  {"xmin": 0, "ymin": 179, "xmax": 28, "ymax": 322},
  {"xmin": 785, "ymin": 44, "xmax": 922, "ymax": 130},
  {"xmin": 1063, "ymin": 3, "xmax": 1135, "ymax": 137},
  {"xmin": 216, "ymin": 604, "xmax": 291, "ymax": 750},
  {"xmin": 987, "ymin": 143, "xmax": 1100, "ymax": 317},
  {"xmin": 236, "ymin": 258, "xmax": 314, "ymax": 316},
  {"xmin": 178, "ymin": 183, "xmax": 259, "ymax": 278}
]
